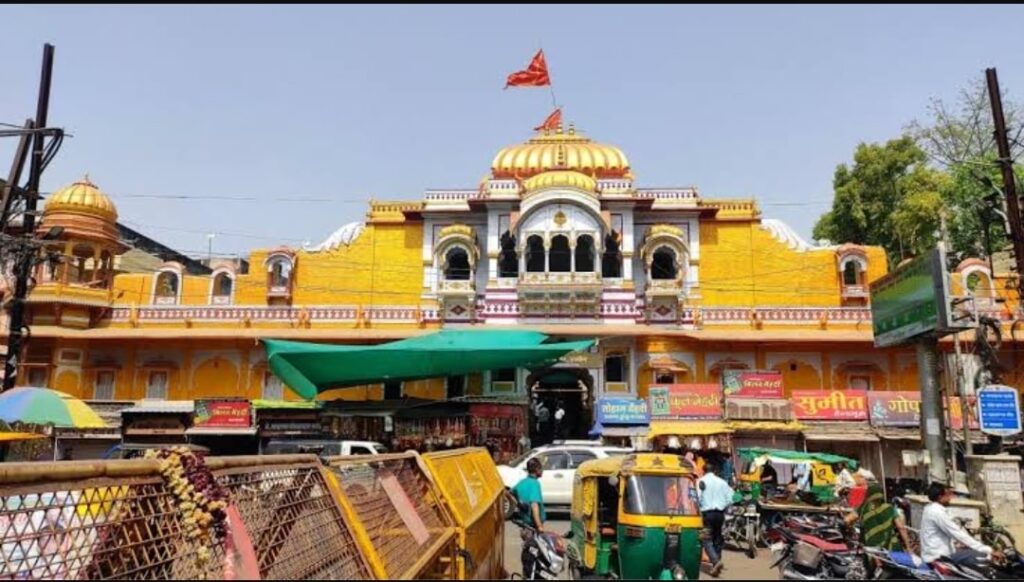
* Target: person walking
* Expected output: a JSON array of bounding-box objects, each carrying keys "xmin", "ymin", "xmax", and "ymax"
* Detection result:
[{"xmin": 698, "ymin": 462, "xmax": 735, "ymax": 577}]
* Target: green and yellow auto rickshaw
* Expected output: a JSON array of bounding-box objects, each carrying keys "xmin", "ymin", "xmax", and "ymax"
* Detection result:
[{"xmin": 568, "ymin": 453, "xmax": 703, "ymax": 580}]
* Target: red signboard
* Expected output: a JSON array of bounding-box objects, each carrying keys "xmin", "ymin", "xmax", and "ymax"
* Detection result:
[
  {"xmin": 738, "ymin": 372, "xmax": 785, "ymax": 398},
  {"xmin": 868, "ymin": 391, "xmax": 921, "ymax": 426},
  {"xmin": 194, "ymin": 400, "xmax": 252, "ymax": 428},
  {"xmin": 649, "ymin": 384, "xmax": 722, "ymax": 419},
  {"xmin": 791, "ymin": 390, "xmax": 868, "ymax": 421}
]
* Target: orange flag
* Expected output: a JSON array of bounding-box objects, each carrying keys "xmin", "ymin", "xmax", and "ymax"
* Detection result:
[
  {"xmin": 534, "ymin": 108, "xmax": 562, "ymax": 131},
  {"xmin": 505, "ymin": 50, "xmax": 550, "ymax": 88}
]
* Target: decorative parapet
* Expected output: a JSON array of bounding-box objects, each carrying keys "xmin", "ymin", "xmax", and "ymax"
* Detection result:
[
  {"xmin": 367, "ymin": 201, "xmax": 423, "ymax": 223},
  {"xmin": 422, "ymin": 190, "xmax": 479, "ymax": 212},
  {"xmin": 700, "ymin": 198, "xmax": 760, "ymax": 219},
  {"xmin": 102, "ymin": 303, "xmax": 880, "ymax": 327}
]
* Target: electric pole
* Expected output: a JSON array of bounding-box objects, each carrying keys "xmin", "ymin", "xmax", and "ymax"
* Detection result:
[
  {"xmin": 986, "ymin": 68, "xmax": 1024, "ymax": 297},
  {"xmin": 3, "ymin": 44, "xmax": 55, "ymax": 391}
]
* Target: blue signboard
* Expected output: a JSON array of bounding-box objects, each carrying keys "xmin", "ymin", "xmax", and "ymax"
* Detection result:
[
  {"xmin": 596, "ymin": 398, "xmax": 650, "ymax": 426},
  {"xmin": 977, "ymin": 385, "xmax": 1022, "ymax": 437}
]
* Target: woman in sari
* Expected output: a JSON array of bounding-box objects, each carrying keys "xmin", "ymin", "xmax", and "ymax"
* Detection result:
[{"xmin": 847, "ymin": 484, "xmax": 913, "ymax": 552}]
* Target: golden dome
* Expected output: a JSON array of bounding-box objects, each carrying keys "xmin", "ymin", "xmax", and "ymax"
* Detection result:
[
  {"xmin": 44, "ymin": 176, "xmax": 118, "ymax": 222},
  {"xmin": 523, "ymin": 170, "xmax": 597, "ymax": 194},
  {"xmin": 491, "ymin": 124, "xmax": 630, "ymax": 179}
]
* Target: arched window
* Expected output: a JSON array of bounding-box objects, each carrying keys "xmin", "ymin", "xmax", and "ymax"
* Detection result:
[
  {"xmin": 443, "ymin": 247, "xmax": 471, "ymax": 280},
  {"xmin": 269, "ymin": 258, "xmax": 291, "ymax": 288},
  {"xmin": 843, "ymin": 261, "xmax": 860, "ymax": 285},
  {"xmin": 498, "ymin": 231, "xmax": 518, "ymax": 278},
  {"xmin": 550, "ymin": 235, "xmax": 571, "ymax": 272},
  {"xmin": 602, "ymin": 232, "xmax": 622, "ymax": 278},
  {"xmin": 155, "ymin": 271, "xmax": 179, "ymax": 301},
  {"xmin": 575, "ymin": 235, "xmax": 595, "ymax": 272},
  {"xmin": 651, "ymin": 247, "xmax": 678, "ymax": 280},
  {"xmin": 526, "ymin": 235, "xmax": 545, "ymax": 272},
  {"xmin": 212, "ymin": 272, "xmax": 233, "ymax": 303}
]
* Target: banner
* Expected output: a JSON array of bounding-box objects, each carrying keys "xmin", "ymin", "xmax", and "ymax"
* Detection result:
[
  {"xmin": 946, "ymin": 396, "xmax": 980, "ymax": 430},
  {"xmin": 791, "ymin": 390, "xmax": 868, "ymax": 420},
  {"xmin": 868, "ymin": 391, "xmax": 921, "ymax": 426},
  {"xmin": 723, "ymin": 370, "xmax": 784, "ymax": 398},
  {"xmin": 596, "ymin": 398, "xmax": 650, "ymax": 426},
  {"xmin": 194, "ymin": 400, "xmax": 252, "ymax": 429},
  {"xmin": 649, "ymin": 384, "xmax": 722, "ymax": 419}
]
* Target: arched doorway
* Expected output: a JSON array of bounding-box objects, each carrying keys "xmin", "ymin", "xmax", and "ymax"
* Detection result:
[{"xmin": 525, "ymin": 367, "xmax": 595, "ymax": 446}]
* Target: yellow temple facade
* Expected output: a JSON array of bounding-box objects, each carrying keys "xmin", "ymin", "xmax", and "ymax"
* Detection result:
[{"xmin": 16, "ymin": 123, "xmax": 1019, "ymax": 408}]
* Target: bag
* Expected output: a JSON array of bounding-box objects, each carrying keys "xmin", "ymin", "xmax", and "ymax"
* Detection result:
[{"xmin": 792, "ymin": 541, "xmax": 823, "ymax": 569}]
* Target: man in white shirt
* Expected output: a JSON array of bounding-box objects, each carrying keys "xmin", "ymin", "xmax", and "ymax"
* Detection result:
[
  {"xmin": 553, "ymin": 400, "xmax": 566, "ymax": 438},
  {"xmin": 920, "ymin": 482, "xmax": 1001, "ymax": 567},
  {"xmin": 835, "ymin": 462, "xmax": 856, "ymax": 496},
  {"xmin": 698, "ymin": 462, "xmax": 735, "ymax": 577}
]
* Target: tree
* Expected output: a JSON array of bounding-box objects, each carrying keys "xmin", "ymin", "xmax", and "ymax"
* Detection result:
[{"xmin": 813, "ymin": 136, "xmax": 947, "ymax": 263}]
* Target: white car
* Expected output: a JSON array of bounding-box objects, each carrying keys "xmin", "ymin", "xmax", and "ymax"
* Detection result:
[{"xmin": 498, "ymin": 442, "xmax": 632, "ymax": 511}]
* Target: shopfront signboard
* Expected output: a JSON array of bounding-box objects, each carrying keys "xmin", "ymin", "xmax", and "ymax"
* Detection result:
[
  {"xmin": 194, "ymin": 400, "xmax": 252, "ymax": 429},
  {"xmin": 596, "ymin": 398, "xmax": 650, "ymax": 425},
  {"xmin": 649, "ymin": 384, "xmax": 722, "ymax": 419},
  {"xmin": 791, "ymin": 390, "xmax": 868, "ymax": 421}
]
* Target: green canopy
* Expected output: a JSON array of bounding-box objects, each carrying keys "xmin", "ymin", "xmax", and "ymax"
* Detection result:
[
  {"xmin": 264, "ymin": 330, "xmax": 594, "ymax": 400},
  {"xmin": 737, "ymin": 447, "xmax": 859, "ymax": 469}
]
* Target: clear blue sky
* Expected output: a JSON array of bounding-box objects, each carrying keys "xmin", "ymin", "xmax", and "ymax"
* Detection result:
[{"xmin": 1, "ymin": 5, "xmax": 1022, "ymax": 257}]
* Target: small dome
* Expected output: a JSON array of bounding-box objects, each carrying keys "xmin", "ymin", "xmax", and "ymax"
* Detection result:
[
  {"xmin": 491, "ymin": 124, "xmax": 630, "ymax": 180},
  {"xmin": 523, "ymin": 170, "xmax": 598, "ymax": 194},
  {"xmin": 44, "ymin": 176, "xmax": 118, "ymax": 222},
  {"xmin": 38, "ymin": 176, "xmax": 123, "ymax": 249}
]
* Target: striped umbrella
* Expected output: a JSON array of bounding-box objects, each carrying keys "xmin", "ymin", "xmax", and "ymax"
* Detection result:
[{"xmin": 0, "ymin": 387, "xmax": 106, "ymax": 428}]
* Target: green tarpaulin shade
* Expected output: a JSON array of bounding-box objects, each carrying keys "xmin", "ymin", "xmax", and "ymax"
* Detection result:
[
  {"xmin": 264, "ymin": 330, "xmax": 594, "ymax": 400},
  {"xmin": 737, "ymin": 447, "xmax": 859, "ymax": 469}
]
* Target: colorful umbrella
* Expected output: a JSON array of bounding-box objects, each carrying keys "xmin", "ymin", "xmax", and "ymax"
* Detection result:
[{"xmin": 0, "ymin": 387, "xmax": 106, "ymax": 428}]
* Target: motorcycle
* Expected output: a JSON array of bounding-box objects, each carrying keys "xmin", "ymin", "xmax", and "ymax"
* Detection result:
[
  {"xmin": 861, "ymin": 547, "xmax": 941, "ymax": 580},
  {"xmin": 509, "ymin": 502, "xmax": 569, "ymax": 580},
  {"xmin": 931, "ymin": 547, "xmax": 1024, "ymax": 580},
  {"xmin": 723, "ymin": 497, "xmax": 759, "ymax": 559},
  {"xmin": 770, "ymin": 526, "xmax": 867, "ymax": 580}
]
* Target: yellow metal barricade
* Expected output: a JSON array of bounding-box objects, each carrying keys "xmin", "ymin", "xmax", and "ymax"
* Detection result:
[
  {"xmin": 324, "ymin": 452, "xmax": 458, "ymax": 580},
  {"xmin": 421, "ymin": 448, "xmax": 505, "ymax": 580},
  {"xmin": 0, "ymin": 454, "xmax": 373, "ymax": 580}
]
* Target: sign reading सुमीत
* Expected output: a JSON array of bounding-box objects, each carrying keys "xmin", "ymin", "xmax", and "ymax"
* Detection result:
[{"xmin": 791, "ymin": 390, "xmax": 868, "ymax": 421}]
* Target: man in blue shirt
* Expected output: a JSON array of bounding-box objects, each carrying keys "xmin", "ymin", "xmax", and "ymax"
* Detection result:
[
  {"xmin": 699, "ymin": 462, "xmax": 735, "ymax": 577},
  {"xmin": 513, "ymin": 458, "xmax": 546, "ymax": 532}
]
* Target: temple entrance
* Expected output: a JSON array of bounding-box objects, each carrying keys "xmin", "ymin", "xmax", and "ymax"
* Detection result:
[{"xmin": 526, "ymin": 367, "xmax": 594, "ymax": 446}]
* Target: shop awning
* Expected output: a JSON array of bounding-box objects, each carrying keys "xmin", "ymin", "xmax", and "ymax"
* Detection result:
[
  {"xmin": 590, "ymin": 422, "xmax": 649, "ymax": 438},
  {"xmin": 728, "ymin": 420, "xmax": 805, "ymax": 433},
  {"xmin": 251, "ymin": 399, "xmax": 323, "ymax": 410},
  {"xmin": 802, "ymin": 422, "xmax": 878, "ymax": 442},
  {"xmin": 648, "ymin": 420, "xmax": 733, "ymax": 438},
  {"xmin": 123, "ymin": 401, "xmax": 195, "ymax": 414},
  {"xmin": 264, "ymin": 330, "xmax": 594, "ymax": 400},
  {"xmin": 875, "ymin": 427, "xmax": 921, "ymax": 441},
  {"xmin": 185, "ymin": 427, "xmax": 258, "ymax": 436}
]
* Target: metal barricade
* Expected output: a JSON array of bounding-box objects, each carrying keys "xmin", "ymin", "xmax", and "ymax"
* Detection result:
[
  {"xmin": 421, "ymin": 448, "xmax": 505, "ymax": 580},
  {"xmin": 324, "ymin": 452, "xmax": 458, "ymax": 580},
  {"xmin": 0, "ymin": 455, "xmax": 372, "ymax": 580}
]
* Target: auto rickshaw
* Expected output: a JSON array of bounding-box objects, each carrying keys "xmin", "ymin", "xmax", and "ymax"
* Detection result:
[
  {"xmin": 568, "ymin": 453, "xmax": 702, "ymax": 580},
  {"xmin": 737, "ymin": 447, "xmax": 858, "ymax": 504}
]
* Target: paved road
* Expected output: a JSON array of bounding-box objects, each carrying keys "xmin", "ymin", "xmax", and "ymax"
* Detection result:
[{"xmin": 503, "ymin": 518, "xmax": 778, "ymax": 580}]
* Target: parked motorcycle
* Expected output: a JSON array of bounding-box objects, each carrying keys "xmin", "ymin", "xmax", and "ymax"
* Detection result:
[
  {"xmin": 770, "ymin": 526, "xmax": 867, "ymax": 580},
  {"xmin": 931, "ymin": 547, "xmax": 1024, "ymax": 580},
  {"xmin": 723, "ymin": 497, "xmax": 759, "ymax": 559}
]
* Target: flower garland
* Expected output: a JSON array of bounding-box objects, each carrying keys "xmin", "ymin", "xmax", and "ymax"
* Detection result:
[{"xmin": 146, "ymin": 447, "xmax": 230, "ymax": 577}]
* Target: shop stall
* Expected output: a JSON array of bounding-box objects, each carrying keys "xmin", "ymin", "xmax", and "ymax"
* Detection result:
[
  {"xmin": 792, "ymin": 389, "xmax": 882, "ymax": 480},
  {"xmin": 466, "ymin": 399, "xmax": 528, "ymax": 464},
  {"xmin": 120, "ymin": 400, "xmax": 194, "ymax": 449},
  {"xmin": 647, "ymin": 384, "xmax": 733, "ymax": 473},
  {"xmin": 254, "ymin": 399, "xmax": 324, "ymax": 453}
]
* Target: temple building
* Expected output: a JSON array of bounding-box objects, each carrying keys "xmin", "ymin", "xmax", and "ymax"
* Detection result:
[{"xmin": 10, "ymin": 122, "xmax": 1018, "ymax": 465}]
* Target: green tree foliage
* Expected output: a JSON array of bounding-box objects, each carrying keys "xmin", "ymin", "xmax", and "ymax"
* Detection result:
[
  {"xmin": 816, "ymin": 75, "xmax": 1022, "ymax": 264},
  {"xmin": 813, "ymin": 136, "xmax": 947, "ymax": 263}
]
